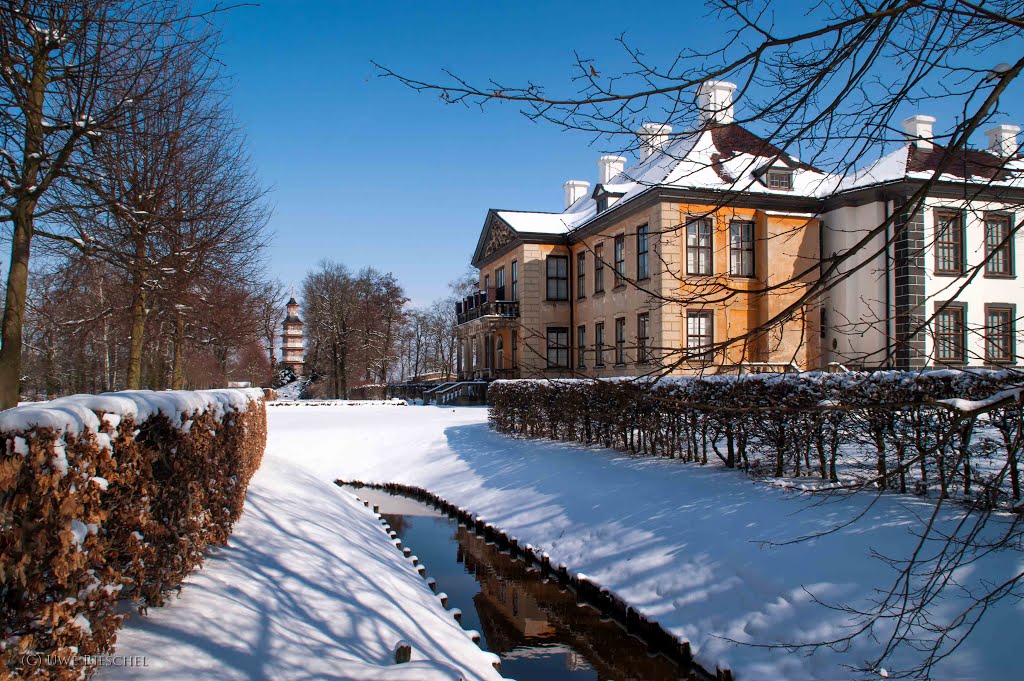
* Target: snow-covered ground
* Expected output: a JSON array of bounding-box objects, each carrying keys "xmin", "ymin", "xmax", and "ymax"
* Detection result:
[
  {"xmin": 101, "ymin": 446, "xmax": 502, "ymax": 680},
  {"xmin": 267, "ymin": 405, "xmax": 1019, "ymax": 680},
  {"xmin": 109, "ymin": 404, "xmax": 1020, "ymax": 680},
  {"xmin": 274, "ymin": 379, "xmax": 307, "ymax": 401}
]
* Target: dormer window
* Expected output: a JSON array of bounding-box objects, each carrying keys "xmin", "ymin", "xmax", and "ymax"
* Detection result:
[
  {"xmin": 767, "ymin": 170, "xmax": 793, "ymax": 190},
  {"xmin": 593, "ymin": 184, "xmax": 626, "ymax": 215}
]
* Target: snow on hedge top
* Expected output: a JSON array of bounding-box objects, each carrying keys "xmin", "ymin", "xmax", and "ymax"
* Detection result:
[
  {"xmin": 0, "ymin": 388, "xmax": 265, "ymax": 436},
  {"xmin": 492, "ymin": 369, "xmax": 1024, "ymax": 411}
]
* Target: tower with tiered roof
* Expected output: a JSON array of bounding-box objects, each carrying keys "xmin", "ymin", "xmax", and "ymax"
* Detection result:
[{"xmin": 281, "ymin": 295, "xmax": 305, "ymax": 376}]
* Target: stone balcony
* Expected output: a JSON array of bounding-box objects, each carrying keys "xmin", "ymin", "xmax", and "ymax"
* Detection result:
[{"xmin": 455, "ymin": 291, "xmax": 519, "ymax": 327}]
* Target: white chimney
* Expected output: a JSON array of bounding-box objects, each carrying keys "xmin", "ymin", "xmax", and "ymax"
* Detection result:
[
  {"xmin": 985, "ymin": 124, "xmax": 1020, "ymax": 157},
  {"xmin": 697, "ymin": 81, "xmax": 737, "ymax": 124},
  {"xmin": 902, "ymin": 115, "xmax": 936, "ymax": 149},
  {"xmin": 638, "ymin": 123, "xmax": 673, "ymax": 160},
  {"xmin": 597, "ymin": 155, "xmax": 626, "ymax": 185},
  {"xmin": 563, "ymin": 180, "xmax": 590, "ymax": 209}
]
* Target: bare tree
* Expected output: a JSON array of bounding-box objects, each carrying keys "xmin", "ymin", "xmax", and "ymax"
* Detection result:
[
  {"xmin": 45, "ymin": 45, "xmax": 270, "ymax": 389},
  {"xmin": 0, "ymin": 0, "xmax": 225, "ymax": 407},
  {"xmin": 254, "ymin": 278, "xmax": 286, "ymax": 379},
  {"xmin": 301, "ymin": 261, "xmax": 407, "ymax": 398}
]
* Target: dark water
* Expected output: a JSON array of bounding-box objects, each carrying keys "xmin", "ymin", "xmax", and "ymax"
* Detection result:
[{"xmin": 342, "ymin": 486, "xmax": 694, "ymax": 681}]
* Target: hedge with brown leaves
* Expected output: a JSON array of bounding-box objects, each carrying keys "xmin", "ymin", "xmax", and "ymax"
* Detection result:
[{"xmin": 0, "ymin": 389, "xmax": 267, "ymax": 679}]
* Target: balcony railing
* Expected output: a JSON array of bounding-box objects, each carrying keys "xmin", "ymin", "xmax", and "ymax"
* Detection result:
[{"xmin": 456, "ymin": 290, "xmax": 519, "ymax": 326}]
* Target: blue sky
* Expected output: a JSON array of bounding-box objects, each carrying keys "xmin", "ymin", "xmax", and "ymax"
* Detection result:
[
  {"xmin": 218, "ymin": 1, "xmax": 650, "ymax": 306},
  {"xmin": 217, "ymin": 2, "xmax": 1024, "ymax": 307}
]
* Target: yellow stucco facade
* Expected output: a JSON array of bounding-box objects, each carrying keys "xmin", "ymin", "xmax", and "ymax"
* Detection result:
[{"xmin": 456, "ymin": 197, "xmax": 821, "ymax": 379}]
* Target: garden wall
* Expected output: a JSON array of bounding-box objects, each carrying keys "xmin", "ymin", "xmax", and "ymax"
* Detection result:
[
  {"xmin": 490, "ymin": 371, "xmax": 1024, "ymax": 506},
  {"xmin": 0, "ymin": 388, "xmax": 267, "ymax": 679}
]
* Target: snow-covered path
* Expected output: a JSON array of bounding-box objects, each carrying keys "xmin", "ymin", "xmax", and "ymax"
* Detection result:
[
  {"xmin": 102, "ymin": 443, "xmax": 502, "ymax": 680},
  {"xmin": 106, "ymin": 403, "xmax": 1021, "ymax": 680}
]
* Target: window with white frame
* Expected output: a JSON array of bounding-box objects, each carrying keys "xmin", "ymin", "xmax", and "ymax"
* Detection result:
[
  {"xmin": 767, "ymin": 170, "xmax": 793, "ymax": 190},
  {"xmin": 686, "ymin": 311, "xmax": 713, "ymax": 361},
  {"xmin": 614, "ymin": 236, "xmax": 626, "ymax": 287},
  {"xmin": 576, "ymin": 251, "xmax": 586, "ymax": 298},
  {"xmin": 730, "ymin": 221, "xmax": 755, "ymax": 277},
  {"xmin": 686, "ymin": 219, "xmax": 713, "ymax": 275}
]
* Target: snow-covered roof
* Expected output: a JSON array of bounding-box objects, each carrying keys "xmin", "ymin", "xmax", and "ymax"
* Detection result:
[
  {"xmin": 482, "ymin": 124, "xmax": 1024, "ymax": 250},
  {"xmin": 836, "ymin": 143, "xmax": 1024, "ymax": 192},
  {"xmin": 490, "ymin": 123, "xmax": 832, "ymax": 238},
  {"xmin": 494, "ymin": 210, "xmax": 571, "ymax": 234}
]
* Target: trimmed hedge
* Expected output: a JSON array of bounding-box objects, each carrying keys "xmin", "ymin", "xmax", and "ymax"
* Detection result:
[
  {"xmin": 0, "ymin": 389, "xmax": 267, "ymax": 679},
  {"xmin": 489, "ymin": 371, "xmax": 1024, "ymax": 504}
]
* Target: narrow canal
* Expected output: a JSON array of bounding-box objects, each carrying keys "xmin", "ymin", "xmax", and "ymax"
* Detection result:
[{"xmin": 341, "ymin": 485, "xmax": 702, "ymax": 681}]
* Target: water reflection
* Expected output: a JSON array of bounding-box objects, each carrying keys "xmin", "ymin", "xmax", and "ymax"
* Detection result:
[{"xmin": 343, "ymin": 486, "xmax": 699, "ymax": 681}]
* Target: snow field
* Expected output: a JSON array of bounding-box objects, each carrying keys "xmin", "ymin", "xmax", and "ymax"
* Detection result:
[{"xmin": 261, "ymin": 405, "xmax": 1021, "ymax": 681}]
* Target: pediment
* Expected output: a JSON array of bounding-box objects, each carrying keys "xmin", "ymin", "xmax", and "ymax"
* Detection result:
[
  {"xmin": 472, "ymin": 211, "xmax": 521, "ymax": 266},
  {"xmin": 482, "ymin": 217, "xmax": 517, "ymax": 258}
]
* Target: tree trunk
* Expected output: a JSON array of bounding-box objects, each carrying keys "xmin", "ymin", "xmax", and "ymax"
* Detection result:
[
  {"xmin": 774, "ymin": 430, "xmax": 786, "ymax": 478},
  {"xmin": 126, "ymin": 290, "xmax": 149, "ymax": 389},
  {"xmin": 0, "ymin": 204, "xmax": 35, "ymax": 408},
  {"xmin": 874, "ymin": 427, "xmax": 888, "ymax": 491},
  {"xmin": 0, "ymin": 45, "xmax": 48, "ymax": 409},
  {"xmin": 100, "ymin": 274, "xmax": 113, "ymax": 391},
  {"xmin": 339, "ymin": 330, "xmax": 349, "ymax": 399},
  {"xmin": 331, "ymin": 341, "xmax": 340, "ymax": 399},
  {"xmin": 126, "ymin": 238, "xmax": 149, "ymax": 390},
  {"xmin": 172, "ymin": 311, "xmax": 186, "ymax": 389},
  {"xmin": 725, "ymin": 421, "xmax": 736, "ymax": 468},
  {"xmin": 1001, "ymin": 417, "xmax": 1021, "ymax": 501},
  {"xmin": 43, "ymin": 330, "xmax": 58, "ymax": 398},
  {"xmin": 960, "ymin": 420, "xmax": 974, "ymax": 496}
]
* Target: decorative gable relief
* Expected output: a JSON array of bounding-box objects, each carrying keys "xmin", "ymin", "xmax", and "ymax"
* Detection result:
[{"xmin": 482, "ymin": 218, "xmax": 517, "ymax": 259}]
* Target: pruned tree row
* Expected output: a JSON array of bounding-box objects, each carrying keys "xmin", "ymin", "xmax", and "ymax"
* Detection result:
[{"xmin": 490, "ymin": 371, "xmax": 1024, "ymax": 509}]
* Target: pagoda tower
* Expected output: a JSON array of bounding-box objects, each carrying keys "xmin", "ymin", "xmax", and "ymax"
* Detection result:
[{"xmin": 281, "ymin": 295, "xmax": 305, "ymax": 376}]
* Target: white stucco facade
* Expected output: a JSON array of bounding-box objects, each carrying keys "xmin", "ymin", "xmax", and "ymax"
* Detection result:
[{"xmin": 823, "ymin": 193, "xmax": 1023, "ymax": 369}]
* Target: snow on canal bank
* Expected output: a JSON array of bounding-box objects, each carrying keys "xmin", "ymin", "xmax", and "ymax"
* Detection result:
[
  {"xmin": 109, "ymin": 404, "xmax": 1020, "ymax": 680},
  {"xmin": 101, "ymin": 451, "xmax": 502, "ymax": 680}
]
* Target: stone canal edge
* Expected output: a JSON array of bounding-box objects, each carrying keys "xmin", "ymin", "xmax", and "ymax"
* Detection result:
[{"xmin": 336, "ymin": 479, "xmax": 730, "ymax": 681}]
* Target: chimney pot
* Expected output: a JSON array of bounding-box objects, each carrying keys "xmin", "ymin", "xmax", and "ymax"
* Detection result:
[
  {"xmin": 638, "ymin": 123, "xmax": 673, "ymax": 160},
  {"xmin": 697, "ymin": 81, "xmax": 737, "ymax": 124},
  {"xmin": 985, "ymin": 124, "xmax": 1020, "ymax": 157},
  {"xmin": 563, "ymin": 180, "xmax": 590, "ymax": 209},
  {"xmin": 597, "ymin": 155, "xmax": 627, "ymax": 185},
  {"xmin": 902, "ymin": 115, "xmax": 936, "ymax": 149}
]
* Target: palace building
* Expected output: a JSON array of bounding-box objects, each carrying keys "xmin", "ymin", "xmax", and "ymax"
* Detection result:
[{"xmin": 455, "ymin": 81, "xmax": 1024, "ymax": 380}]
